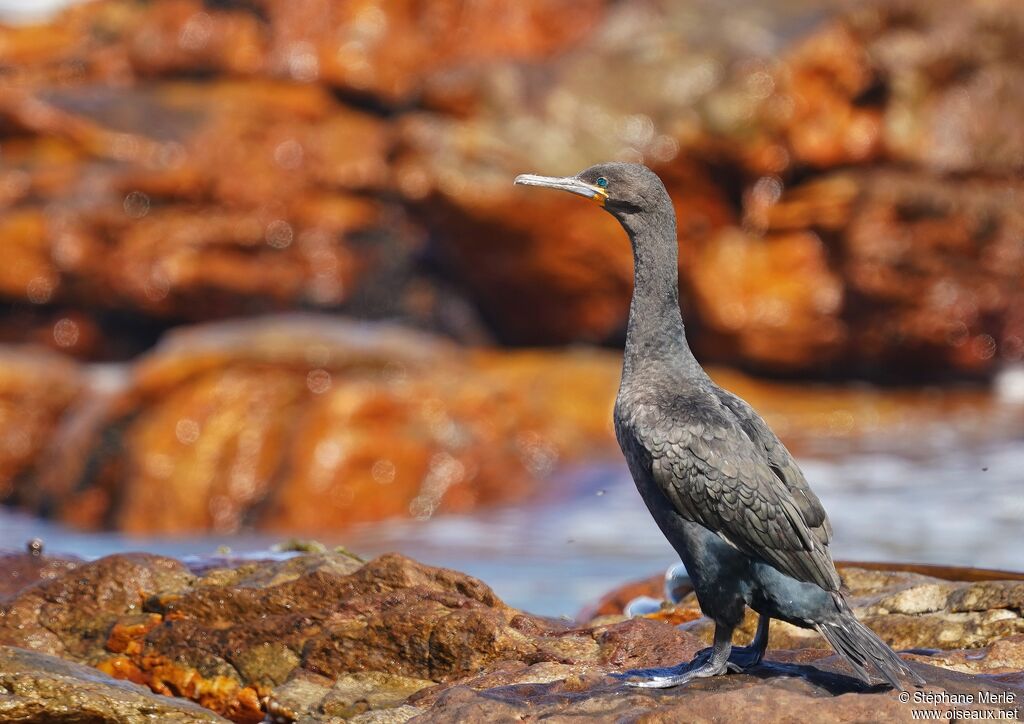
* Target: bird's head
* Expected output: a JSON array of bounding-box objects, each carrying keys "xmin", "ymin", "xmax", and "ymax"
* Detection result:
[{"xmin": 514, "ymin": 162, "xmax": 670, "ymax": 223}]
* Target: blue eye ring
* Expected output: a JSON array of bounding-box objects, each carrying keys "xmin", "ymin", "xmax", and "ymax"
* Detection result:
[{"xmin": 596, "ymin": 177, "xmax": 609, "ymax": 189}]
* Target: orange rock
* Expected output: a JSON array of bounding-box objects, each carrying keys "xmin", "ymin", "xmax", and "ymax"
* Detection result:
[
  {"xmin": 0, "ymin": 209, "xmax": 56, "ymax": 305},
  {"xmin": 768, "ymin": 169, "xmax": 1024, "ymax": 377},
  {"xmin": 15, "ymin": 313, "xmax": 1020, "ymax": 534},
  {"xmin": 126, "ymin": 0, "xmax": 267, "ymax": 78},
  {"xmin": 29, "ymin": 317, "xmax": 618, "ymax": 534},
  {"xmin": 688, "ymin": 229, "xmax": 846, "ymax": 371},
  {"xmin": 31, "ymin": 0, "xmax": 607, "ymax": 104},
  {"xmin": 105, "ymin": 614, "xmax": 164, "ymax": 656},
  {"xmin": 773, "ymin": 24, "xmax": 883, "ymax": 169},
  {"xmin": 0, "ymin": 348, "xmax": 84, "ymax": 502},
  {"xmin": 0, "ymin": 80, "xmax": 432, "ymax": 336},
  {"xmin": 261, "ymin": 0, "xmax": 608, "ymax": 102}
]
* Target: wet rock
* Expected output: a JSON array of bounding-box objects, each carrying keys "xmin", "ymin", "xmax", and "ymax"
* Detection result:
[
  {"xmin": 0, "ymin": 552, "xmax": 193, "ymax": 660},
  {"xmin": 0, "ymin": 550, "xmax": 683, "ymax": 722},
  {"xmin": 23, "ymin": 316, "xmax": 618, "ymax": 534},
  {"xmin": 596, "ymin": 563, "xmax": 1024, "ymax": 654},
  {"xmin": 2, "ymin": 551, "xmax": 1023, "ymax": 723},
  {"xmin": 414, "ymin": 662, "xmax": 1021, "ymax": 723},
  {"xmin": 0, "ymin": 550, "xmax": 81, "ymax": 602},
  {"xmin": 0, "ymin": 644, "xmax": 227, "ymax": 723},
  {"xmin": 8, "ymin": 314, "xmax": 1018, "ymax": 534},
  {"xmin": 267, "ymin": 670, "xmax": 432, "ymax": 723},
  {"xmin": 0, "ymin": 348, "xmax": 84, "ymax": 503}
]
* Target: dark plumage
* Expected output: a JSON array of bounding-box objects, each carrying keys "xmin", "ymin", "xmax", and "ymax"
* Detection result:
[{"xmin": 514, "ymin": 162, "xmax": 924, "ymax": 690}]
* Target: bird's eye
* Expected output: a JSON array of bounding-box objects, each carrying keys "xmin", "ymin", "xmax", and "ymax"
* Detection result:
[{"xmin": 596, "ymin": 177, "xmax": 609, "ymax": 189}]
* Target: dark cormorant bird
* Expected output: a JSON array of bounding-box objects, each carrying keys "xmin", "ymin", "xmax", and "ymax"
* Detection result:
[{"xmin": 514, "ymin": 163, "xmax": 925, "ymax": 691}]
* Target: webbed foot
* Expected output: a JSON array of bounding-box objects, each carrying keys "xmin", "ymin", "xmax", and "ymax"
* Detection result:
[
  {"xmin": 727, "ymin": 642, "xmax": 765, "ymax": 669},
  {"xmin": 615, "ymin": 656, "xmax": 743, "ymax": 688}
]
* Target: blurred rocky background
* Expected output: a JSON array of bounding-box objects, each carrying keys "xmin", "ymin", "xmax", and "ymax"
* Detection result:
[{"xmin": 0, "ymin": 0, "xmax": 1022, "ymax": 573}]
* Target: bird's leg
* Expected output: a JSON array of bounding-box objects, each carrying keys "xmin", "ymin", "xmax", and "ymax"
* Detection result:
[
  {"xmin": 728, "ymin": 614, "xmax": 769, "ymax": 669},
  {"xmin": 616, "ymin": 622, "xmax": 742, "ymax": 689},
  {"xmin": 676, "ymin": 615, "xmax": 770, "ymax": 671}
]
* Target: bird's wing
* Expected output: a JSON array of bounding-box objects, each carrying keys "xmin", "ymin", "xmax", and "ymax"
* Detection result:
[
  {"xmin": 630, "ymin": 399, "xmax": 841, "ymax": 592},
  {"xmin": 712, "ymin": 387, "xmax": 833, "ymax": 545}
]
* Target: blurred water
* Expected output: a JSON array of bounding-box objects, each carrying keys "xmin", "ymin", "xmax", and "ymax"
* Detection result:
[
  {"xmin": 0, "ymin": 0, "xmax": 76, "ymax": 23},
  {"xmin": 2, "ymin": 437, "xmax": 1022, "ymax": 618}
]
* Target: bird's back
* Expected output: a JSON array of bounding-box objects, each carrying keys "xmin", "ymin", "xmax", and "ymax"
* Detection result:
[{"xmin": 614, "ymin": 368, "xmax": 842, "ymax": 593}]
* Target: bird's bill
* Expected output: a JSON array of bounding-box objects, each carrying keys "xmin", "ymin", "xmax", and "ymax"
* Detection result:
[{"xmin": 514, "ymin": 174, "xmax": 608, "ymax": 205}]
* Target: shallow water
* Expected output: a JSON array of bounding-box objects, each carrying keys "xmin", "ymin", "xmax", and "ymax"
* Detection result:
[{"xmin": 2, "ymin": 435, "xmax": 1022, "ymax": 618}]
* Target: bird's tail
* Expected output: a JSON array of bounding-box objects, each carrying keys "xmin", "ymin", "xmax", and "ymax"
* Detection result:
[{"xmin": 815, "ymin": 596, "xmax": 926, "ymax": 692}]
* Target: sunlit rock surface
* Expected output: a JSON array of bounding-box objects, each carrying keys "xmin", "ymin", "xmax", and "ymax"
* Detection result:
[
  {"xmin": 2, "ymin": 315, "xmax": 1020, "ymax": 534},
  {"xmin": 0, "ymin": 348, "xmax": 83, "ymax": 502},
  {"xmin": 0, "ymin": 80, "xmax": 449, "ymax": 347},
  {"xmin": 0, "ymin": 548, "xmax": 80, "ymax": 600},
  {"xmin": 21, "ymin": 316, "xmax": 619, "ymax": 534},
  {"xmin": 0, "ymin": 550, "xmax": 1021, "ymax": 722},
  {"xmin": 2, "ymin": 0, "xmax": 1022, "ymax": 378},
  {"xmin": 593, "ymin": 565, "xmax": 1024, "ymax": 655},
  {"xmin": 0, "ymin": 645, "xmax": 227, "ymax": 723},
  {"xmin": 395, "ymin": 0, "xmax": 1024, "ymax": 375}
]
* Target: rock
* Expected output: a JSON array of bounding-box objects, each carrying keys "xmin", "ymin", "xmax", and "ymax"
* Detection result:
[
  {"xmin": 0, "ymin": 348, "xmax": 84, "ymax": 503},
  {"xmin": 251, "ymin": 0, "xmax": 609, "ymax": 104},
  {"xmin": 0, "ymin": 550, "xmax": 81, "ymax": 602},
  {"xmin": 801, "ymin": 1, "xmax": 1024, "ymax": 176},
  {"xmin": 0, "ymin": 0, "xmax": 606, "ymax": 105},
  {"xmin": 6, "ymin": 0, "xmax": 1023, "ymax": 379},
  {"xmin": 0, "ymin": 550, "xmax": 694, "ymax": 721},
  {"xmin": 691, "ymin": 0, "xmax": 1024, "ymax": 376},
  {"xmin": 396, "ymin": 0, "xmax": 1024, "ymax": 378},
  {"xmin": 393, "ymin": 0, "xmax": 757, "ymax": 345},
  {"xmin": 0, "ymin": 81, "xmax": 439, "ymax": 340},
  {"xmin": 686, "ymin": 228, "xmax": 846, "ymax": 371},
  {"xmin": 22, "ymin": 316, "xmax": 618, "ymax": 534},
  {"xmin": 593, "ymin": 563, "xmax": 1024, "ymax": 654},
  {"xmin": 0, "ymin": 644, "xmax": 228, "ymax": 723},
  {"xmin": 413, "ymin": 661, "xmax": 1021, "ymax": 723},
  {"xmin": 2, "ymin": 551, "xmax": 1023, "ymax": 723},
  {"xmin": 7, "ymin": 313, "xmax": 1018, "ymax": 534},
  {"xmin": 694, "ymin": 169, "xmax": 1024, "ymax": 376}
]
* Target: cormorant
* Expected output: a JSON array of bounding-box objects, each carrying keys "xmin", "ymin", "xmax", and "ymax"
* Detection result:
[{"xmin": 514, "ymin": 163, "xmax": 925, "ymax": 691}]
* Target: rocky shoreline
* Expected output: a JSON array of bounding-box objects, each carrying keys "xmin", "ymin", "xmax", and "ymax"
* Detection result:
[
  {"xmin": 1, "ymin": 547, "xmax": 1021, "ymax": 722},
  {"xmin": 2, "ymin": 0, "xmax": 1023, "ymax": 379}
]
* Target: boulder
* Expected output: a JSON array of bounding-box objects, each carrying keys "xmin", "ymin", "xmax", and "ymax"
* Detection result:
[
  {"xmin": 0, "ymin": 550, "xmax": 1021, "ymax": 723},
  {"xmin": 0, "ymin": 549, "xmax": 80, "ymax": 602},
  {"xmin": 0, "ymin": 348, "xmax": 84, "ymax": 503},
  {"xmin": 23, "ymin": 316, "xmax": 619, "ymax": 534},
  {"xmin": 592, "ymin": 563, "xmax": 1024, "ymax": 653},
  {"xmin": 7, "ymin": 315, "xmax": 1018, "ymax": 534},
  {"xmin": 0, "ymin": 81, "xmax": 437, "ymax": 341},
  {"xmin": 0, "ymin": 644, "xmax": 227, "ymax": 723}
]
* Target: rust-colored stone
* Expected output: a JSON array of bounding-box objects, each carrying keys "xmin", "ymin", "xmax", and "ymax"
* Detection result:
[
  {"xmin": 0, "ymin": 551, "xmax": 81, "ymax": 602},
  {"xmin": 3, "ymin": 550, "xmax": 1023, "ymax": 722},
  {"xmin": 24, "ymin": 316, "xmax": 618, "ymax": 534},
  {"xmin": 0, "ymin": 348, "xmax": 84, "ymax": 502}
]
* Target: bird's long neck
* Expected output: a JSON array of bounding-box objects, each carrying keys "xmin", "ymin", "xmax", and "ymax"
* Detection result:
[{"xmin": 620, "ymin": 207, "xmax": 703, "ymax": 379}]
